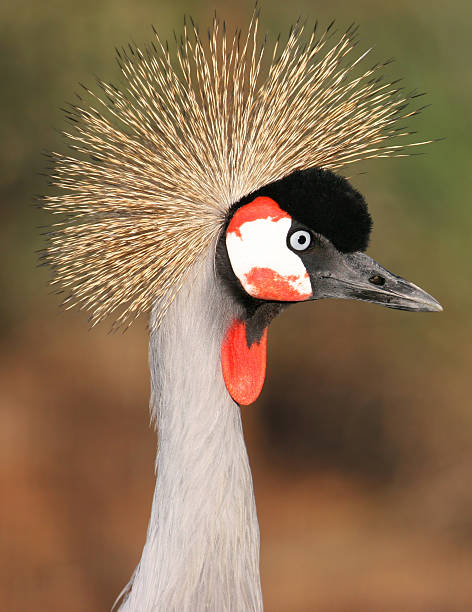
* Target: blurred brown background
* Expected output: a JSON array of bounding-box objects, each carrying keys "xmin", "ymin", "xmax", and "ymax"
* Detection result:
[{"xmin": 1, "ymin": 0, "xmax": 471, "ymax": 610}]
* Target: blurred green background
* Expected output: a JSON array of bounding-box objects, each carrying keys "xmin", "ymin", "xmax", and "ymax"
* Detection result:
[{"xmin": 1, "ymin": 0, "xmax": 471, "ymax": 611}]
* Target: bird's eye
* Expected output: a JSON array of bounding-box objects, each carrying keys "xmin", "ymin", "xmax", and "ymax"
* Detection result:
[{"xmin": 289, "ymin": 229, "xmax": 312, "ymax": 251}]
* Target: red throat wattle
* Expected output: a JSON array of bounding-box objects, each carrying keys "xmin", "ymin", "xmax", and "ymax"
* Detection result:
[{"xmin": 221, "ymin": 320, "xmax": 268, "ymax": 406}]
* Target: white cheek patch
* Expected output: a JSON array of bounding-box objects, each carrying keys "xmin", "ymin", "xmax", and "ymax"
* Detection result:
[{"xmin": 226, "ymin": 211, "xmax": 312, "ymax": 302}]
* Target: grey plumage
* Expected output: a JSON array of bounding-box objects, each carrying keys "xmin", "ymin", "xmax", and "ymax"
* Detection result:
[{"xmin": 118, "ymin": 249, "xmax": 262, "ymax": 611}]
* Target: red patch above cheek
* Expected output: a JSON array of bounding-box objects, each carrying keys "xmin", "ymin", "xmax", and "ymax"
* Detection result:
[
  {"xmin": 244, "ymin": 267, "xmax": 312, "ymax": 301},
  {"xmin": 227, "ymin": 196, "xmax": 290, "ymax": 238},
  {"xmin": 221, "ymin": 320, "xmax": 268, "ymax": 406}
]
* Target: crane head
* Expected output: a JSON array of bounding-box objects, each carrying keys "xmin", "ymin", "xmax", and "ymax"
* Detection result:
[
  {"xmin": 43, "ymin": 13, "xmax": 442, "ymax": 404},
  {"xmin": 218, "ymin": 167, "xmax": 442, "ymax": 405}
]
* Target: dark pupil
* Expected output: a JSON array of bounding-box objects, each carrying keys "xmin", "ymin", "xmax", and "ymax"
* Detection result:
[{"xmin": 297, "ymin": 234, "xmax": 307, "ymax": 245}]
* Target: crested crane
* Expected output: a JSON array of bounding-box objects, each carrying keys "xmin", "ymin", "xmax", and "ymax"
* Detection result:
[{"xmin": 43, "ymin": 11, "xmax": 442, "ymax": 612}]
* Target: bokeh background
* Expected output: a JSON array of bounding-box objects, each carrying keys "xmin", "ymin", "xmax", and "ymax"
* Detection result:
[{"xmin": 1, "ymin": 0, "xmax": 471, "ymax": 610}]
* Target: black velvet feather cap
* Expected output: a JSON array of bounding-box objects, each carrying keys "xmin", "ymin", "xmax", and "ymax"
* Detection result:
[{"xmin": 232, "ymin": 167, "xmax": 373, "ymax": 253}]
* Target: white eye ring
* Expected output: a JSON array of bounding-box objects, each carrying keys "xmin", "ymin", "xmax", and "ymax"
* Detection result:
[{"xmin": 289, "ymin": 229, "xmax": 312, "ymax": 251}]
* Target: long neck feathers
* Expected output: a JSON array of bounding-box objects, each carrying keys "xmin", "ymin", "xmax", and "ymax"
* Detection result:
[{"xmin": 118, "ymin": 248, "xmax": 263, "ymax": 612}]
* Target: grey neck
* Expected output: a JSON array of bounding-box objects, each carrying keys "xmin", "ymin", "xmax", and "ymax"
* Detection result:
[{"xmin": 118, "ymin": 251, "xmax": 263, "ymax": 612}]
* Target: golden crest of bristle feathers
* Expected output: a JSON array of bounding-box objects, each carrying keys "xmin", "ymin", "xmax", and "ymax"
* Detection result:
[{"xmin": 43, "ymin": 11, "xmax": 429, "ymax": 329}]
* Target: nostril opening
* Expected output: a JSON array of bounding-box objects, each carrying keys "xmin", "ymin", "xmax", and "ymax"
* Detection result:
[{"xmin": 369, "ymin": 274, "xmax": 385, "ymax": 286}]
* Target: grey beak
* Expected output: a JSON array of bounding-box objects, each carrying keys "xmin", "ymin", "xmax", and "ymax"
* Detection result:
[{"xmin": 310, "ymin": 251, "xmax": 443, "ymax": 312}]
